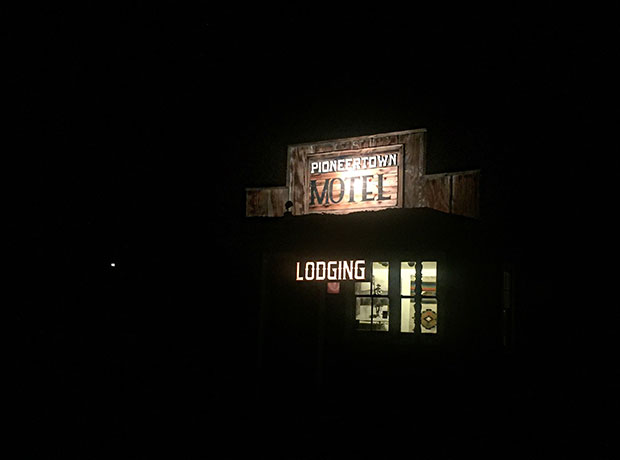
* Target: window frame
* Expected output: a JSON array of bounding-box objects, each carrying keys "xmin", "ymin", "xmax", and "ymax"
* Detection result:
[
  {"xmin": 400, "ymin": 259, "xmax": 439, "ymax": 335},
  {"xmin": 399, "ymin": 260, "xmax": 418, "ymax": 333},
  {"xmin": 351, "ymin": 255, "xmax": 444, "ymax": 338},
  {"xmin": 354, "ymin": 261, "xmax": 390, "ymax": 332}
]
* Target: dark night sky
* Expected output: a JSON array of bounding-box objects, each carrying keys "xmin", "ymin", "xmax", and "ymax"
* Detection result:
[
  {"xmin": 9, "ymin": 4, "xmax": 612, "ymax": 250},
  {"xmin": 9, "ymin": 4, "xmax": 610, "ymax": 227},
  {"xmin": 10, "ymin": 4, "xmax": 612, "ymax": 300},
  {"xmin": 9, "ymin": 3, "xmax": 615, "ymax": 457}
]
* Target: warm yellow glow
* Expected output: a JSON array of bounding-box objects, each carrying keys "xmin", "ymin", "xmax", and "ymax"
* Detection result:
[
  {"xmin": 400, "ymin": 298, "xmax": 415, "ymax": 333},
  {"xmin": 372, "ymin": 262, "xmax": 389, "ymax": 292},
  {"xmin": 422, "ymin": 261, "xmax": 437, "ymax": 279},
  {"xmin": 400, "ymin": 264, "xmax": 416, "ymax": 296}
]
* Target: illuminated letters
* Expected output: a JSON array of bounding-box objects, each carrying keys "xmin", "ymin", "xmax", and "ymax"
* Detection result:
[
  {"xmin": 296, "ymin": 260, "xmax": 366, "ymax": 281},
  {"xmin": 310, "ymin": 180, "xmax": 328, "ymax": 205},
  {"xmin": 342, "ymin": 260, "xmax": 353, "ymax": 279},
  {"xmin": 361, "ymin": 174, "xmax": 374, "ymax": 201},
  {"xmin": 377, "ymin": 173, "xmax": 391, "ymax": 201},
  {"xmin": 296, "ymin": 262, "xmax": 303, "ymax": 281},
  {"xmin": 327, "ymin": 261, "xmax": 337, "ymax": 280},
  {"xmin": 316, "ymin": 261, "xmax": 326, "ymax": 280},
  {"xmin": 355, "ymin": 260, "xmax": 366, "ymax": 280},
  {"xmin": 309, "ymin": 153, "xmax": 397, "ymax": 174},
  {"xmin": 328, "ymin": 177, "xmax": 345, "ymax": 204},
  {"xmin": 310, "ymin": 174, "xmax": 392, "ymax": 205},
  {"xmin": 305, "ymin": 262, "xmax": 315, "ymax": 280}
]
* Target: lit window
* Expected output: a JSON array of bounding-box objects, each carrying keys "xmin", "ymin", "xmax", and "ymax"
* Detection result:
[
  {"xmin": 400, "ymin": 262, "xmax": 416, "ymax": 333},
  {"xmin": 421, "ymin": 261, "xmax": 438, "ymax": 334},
  {"xmin": 400, "ymin": 260, "xmax": 438, "ymax": 334},
  {"xmin": 421, "ymin": 261, "xmax": 437, "ymax": 297},
  {"xmin": 355, "ymin": 262, "xmax": 389, "ymax": 331},
  {"xmin": 420, "ymin": 298, "xmax": 438, "ymax": 334}
]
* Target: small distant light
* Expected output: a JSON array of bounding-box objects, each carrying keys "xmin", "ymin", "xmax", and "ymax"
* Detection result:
[{"xmin": 110, "ymin": 262, "xmax": 116, "ymax": 267}]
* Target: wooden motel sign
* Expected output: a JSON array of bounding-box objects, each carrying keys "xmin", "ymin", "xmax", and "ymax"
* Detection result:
[
  {"xmin": 248, "ymin": 129, "xmax": 480, "ymax": 218},
  {"xmin": 305, "ymin": 145, "xmax": 403, "ymax": 214}
]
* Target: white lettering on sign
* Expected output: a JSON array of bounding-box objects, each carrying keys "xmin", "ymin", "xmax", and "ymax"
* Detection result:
[
  {"xmin": 296, "ymin": 260, "xmax": 366, "ymax": 281},
  {"xmin": 310, "ymin": 153, "xmax": 397, "ymax": 174}
]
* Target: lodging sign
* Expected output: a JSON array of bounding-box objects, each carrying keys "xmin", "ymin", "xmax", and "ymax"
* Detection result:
[
  {"xmin": 296, "ymin": 259, "xmax": 366, "ymax": 281},
  {"xmin": 305, "ymin": 145, "xmax": 403, "ymax": 214}
]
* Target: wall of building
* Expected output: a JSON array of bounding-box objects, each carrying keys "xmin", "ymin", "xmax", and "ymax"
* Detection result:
[{"xmin": 246, "ymin": 209, "xmax": 503, "ymax": 413}]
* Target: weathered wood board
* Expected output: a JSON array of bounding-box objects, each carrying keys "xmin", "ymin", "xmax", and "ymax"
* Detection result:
[
  {"xmin": 245, "ymin": 187, "xmax": 288, "ymax": 217},
  {"xmin": 452, "ymin": 170, "xmax": 480, "ymax": 218},
  {"xmin": 420, "ymin": 174, "xmax": 451, "ymax": 214}
]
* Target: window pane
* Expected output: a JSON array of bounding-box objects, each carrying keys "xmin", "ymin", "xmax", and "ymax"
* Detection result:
[
  {"xmin": 355, "ymin": 297, "xmax": 389, "ymax": 331},
  {"xmin": 400, "ymin": 298, "xmax": 415, "ymax": 333},
  {"xmin": 400, "ymin": 261, "xmax": 416, "ymax": 296},
  {"xmin": 421, "ymin": 261, "xmax": 437, "ymax": 296},
  {"xmin": 372, "ymin": 262, "xmax": 389, "ymax": 295},
  {"xmin": 420, "ymin": 298, "xmax": 438, "ymax": 334},
  {"xmin": 355, "ymin": 297, "xmax": 372, "ymax": 330},
  {"xmin": 355, "ymin": 282, "xmax": 371, "ymax": 295},
  {"xmin": 372, "ymin": 297, "xmax": 389, "ymax": 332}
]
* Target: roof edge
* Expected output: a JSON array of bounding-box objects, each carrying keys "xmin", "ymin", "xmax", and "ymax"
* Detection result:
[{"xmin": 287, "ymin": 128, "xmax": 427, "ymax": 149}]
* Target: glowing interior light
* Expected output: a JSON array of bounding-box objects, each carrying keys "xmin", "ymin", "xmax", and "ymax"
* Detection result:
[{"xmin": 110, "ymin": 263, "xmax": 116, "ymax": 267}]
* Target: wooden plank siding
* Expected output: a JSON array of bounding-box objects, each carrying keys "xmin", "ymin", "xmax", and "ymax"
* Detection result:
[
  {"xmin": 420, "ymin": 173, "xmax": 452, "ymax": 213},
  {"xmin": 245, "ymin": 129, "xmax": 480, "ymax": 219},
  {"xmin": 420, "ymin": 170, "xmax": 481, "ymax": 218},
  {"xmin": 245, "ymin": 187, "xmax": 289, "ymax": 217},
  {"xmin": 451, "ymin": 170, "xmax": 480, "ymax": 218}
]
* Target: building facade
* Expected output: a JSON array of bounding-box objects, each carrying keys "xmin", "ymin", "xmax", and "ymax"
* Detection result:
[{"xmin": 244, "ymin": 129, "xmax": 509, "ymax": 413}]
